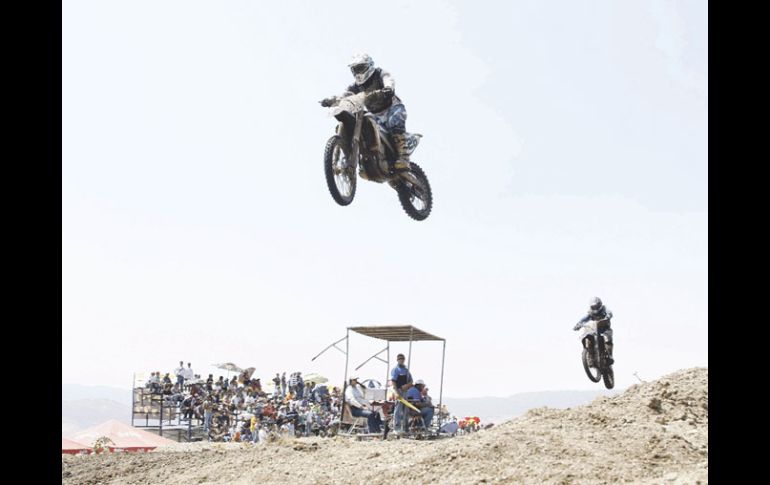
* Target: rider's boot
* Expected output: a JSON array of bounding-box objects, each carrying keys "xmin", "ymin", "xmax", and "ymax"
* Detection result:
[
  {"xmin": 391, "ymin": 133, "xmax": 411, "ymax": 172},
  {"xmin": 606, "ymin": 342, "xmax": 614, "ymax": 365}
]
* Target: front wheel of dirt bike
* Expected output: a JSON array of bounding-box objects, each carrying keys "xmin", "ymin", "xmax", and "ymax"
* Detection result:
[
  {"xmin": 582, "ymin": 347, "xmax": 602, "ymax": 383},
  {"xmin": 397, "ymin": 163, "xmax": 433, "ymax": 221},
  {"xmin": 602, "ymin": 362, "xmax": 615, "ymax": 389},
  {"xmin": 324, "ymin": 135, "xmax": 356, "ymax": 206}
]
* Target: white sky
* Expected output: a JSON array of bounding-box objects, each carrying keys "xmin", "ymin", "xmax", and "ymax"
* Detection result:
[{"xmin": 62, "ymin": 0, "xmax": 707, "ymax": 398}]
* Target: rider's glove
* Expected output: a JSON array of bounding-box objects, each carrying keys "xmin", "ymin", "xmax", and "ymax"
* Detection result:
[
  {"xmin": 320, "ymin": 97, "xmax": 336, "ymax": 107},
  {"xmin": 380, "ymin": 87, "xmax": 394, "ymax": 98},
  {"xmin": 573, "ymin": 323, "xmax": 583, "ymax": 331}
]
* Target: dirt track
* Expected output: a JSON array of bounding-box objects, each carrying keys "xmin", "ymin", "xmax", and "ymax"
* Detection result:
[{"xmin": 62, "ymin": 367, "xmax": 708, "ymax": 485}]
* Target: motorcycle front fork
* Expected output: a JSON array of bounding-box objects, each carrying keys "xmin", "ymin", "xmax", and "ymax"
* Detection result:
[{"xmin": 584, "ymin": 337, "xmax": 613, "ymax": 360}]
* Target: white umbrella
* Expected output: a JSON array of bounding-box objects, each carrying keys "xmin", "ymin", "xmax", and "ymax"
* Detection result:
[
  {"xmin": 213, "ymin": 362, "xmax": 243, "ymax": 379},
  {"xmin": 304, "ymin": 373, "xmax": 328, "ymax": 384},
  {"xmin": 214, "ymin": 362, "xmax": 243, "ymax": 372}
]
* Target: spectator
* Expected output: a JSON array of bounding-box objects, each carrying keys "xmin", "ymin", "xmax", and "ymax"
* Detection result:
[
  {"xmin": 147, "ymin": 372, "xmax": 161, "ymax": 394},
  {"xmin": 296, "ymin": 372, "xmax": 305, "ymax": 399},
  {"xmin": 273, "ymin": 372, "xmax": 286, "ymax": 397},
  {"xmin": 203, "ymin": 398, "xmax": 214, "ymax": 432},
  {"xmin": 344, "ymin": 376, "xmax": 382, "ymax": 433},
  {"xmin": 253, "ymin": 378, "xmax": 263, "ymax": 396},
  {"xmin": 175, "ymin": 361, "xmax": 185, "ymax": 387},
  {"xmin": 390, "ymin": 353, "xmax": 413, "ymax": 433},
  {"xmin": 405, "ymin": 380, "xmax": 434, "ymax": 430},
  {"xmin": 184, "ymin": 362, "xmax": 194, "ymax": 383},
  {"xmin": 162, "ymin": 373, "xmax": 173, "ymax": 395}
]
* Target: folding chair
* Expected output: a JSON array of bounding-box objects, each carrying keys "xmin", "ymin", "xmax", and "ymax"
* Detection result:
[
  {"xmin": 340, "ymin": 402, "xmax": 368, "ymax": 435},
  {"xmin": 406, "ymin": 409, "xmax": 427, "ymax": 432}
]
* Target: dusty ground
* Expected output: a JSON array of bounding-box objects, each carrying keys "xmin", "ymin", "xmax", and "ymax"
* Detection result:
[{"xmin": 62, "ymin": 367, "xmax": 707, "ymax": 484}]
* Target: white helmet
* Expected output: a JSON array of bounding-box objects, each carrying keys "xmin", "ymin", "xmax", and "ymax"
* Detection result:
[
  {"xmin": 348, "ymin": 53, "xmax": 375, "ymax": 85},
  {"xmin": 589, "ymin": 297, "xmax": 602, "ymax": 311},
  {"xmin": 589, "ymin": 296, "xmax": 605, "ymax": 317}
]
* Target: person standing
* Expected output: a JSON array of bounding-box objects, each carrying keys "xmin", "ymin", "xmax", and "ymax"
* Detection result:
[{"xmin": 390, "ymin": 353, "xmax": 413, "ymax": 433}]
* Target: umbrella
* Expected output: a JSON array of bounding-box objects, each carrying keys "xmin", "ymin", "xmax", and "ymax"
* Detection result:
[
  {"xmin": 239, "ymin": 367, "xmax": 256, "ymax": 383},
  {"xmin": 213, "ymin": 362, "xmax": 243, "ymax": 379},
  {"xmin": 304, "ymin": 373, "xmax": 328, "ymax": 384},
  {"xmin": 361, "ymin": 379, "xmax": 381, "ymax": 389}
]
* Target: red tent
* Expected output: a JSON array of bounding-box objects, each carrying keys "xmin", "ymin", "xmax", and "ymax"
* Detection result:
[
  {"xmin": 61, "ymin": 437, "xmax": 91, "ymax": 455},
  {"xmin": 69, "ymin": 419, "xmax": 175, "ymax": 452}
]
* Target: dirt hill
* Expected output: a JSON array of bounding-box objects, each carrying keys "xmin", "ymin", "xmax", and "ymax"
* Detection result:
[{"xmin": 62, "ymin": 367, "xmax": 708, "ymax": 484}]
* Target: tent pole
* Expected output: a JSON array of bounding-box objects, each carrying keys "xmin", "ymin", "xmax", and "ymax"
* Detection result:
[
  {"xmin": 386, "ymin": 342, "xmax": 390, "ymax": 391},
  {"xmin": 159, "ymin": 399, "xmax": 163, "ymax": 437},
  {"xmin": 407, "ymin": 327, "xmax": 414, "ymax": 368},
  {"xmin": 438, "ymin": 339, "xmax": 446, "ymax": 428},
  {"xmin": 343, "ymin": 327, "xmax": 350, "ymax": 386}
]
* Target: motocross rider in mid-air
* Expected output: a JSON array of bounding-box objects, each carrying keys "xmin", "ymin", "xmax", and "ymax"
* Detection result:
[
  {"xmin": 320, "ymin": 53, "xmax": 411, "ymax": 172},
  {"xmin": 573, "ymin": 297, "xmax": 615, "ymax": 364}
]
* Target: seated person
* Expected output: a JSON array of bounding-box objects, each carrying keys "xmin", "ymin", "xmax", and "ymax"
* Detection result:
[
  {"xmin": 421, "ymin": 385, "xmax": 433, "ymax": 407},
  {"xmin": 181, "ymin": 395, "xmax": 194, "ymax": 419},
  {"xmin": 146, "ymin": 372, "xmax": 161, "ymax": 394},
  {"xmin": 252, "ymin": 378, "xmax": 264, "ymax": 396},
  {"xmin": 405, "ymin": 380, "xmax": 434, "ymax": 430},
  {"xmin": 209, "ymin": 415, "xmax": 229, "ymax": 442},
  {"xmin": 240, "ymin": 420, "xmax": 252, "ymax": 441},
  {"xmin": 261, "ymin": 402, "xmax": 276, "ymax": 420},
  {"xmin": 314, "ymin": 384, "xmax": 329, "ymax": 402},
  {"xmin": 162, "ymin": 373, "xmax": 174, "ymax": 395},
  {"xmin": 344, "ymin": 376, "xmax": 383, "ymax": 433}
]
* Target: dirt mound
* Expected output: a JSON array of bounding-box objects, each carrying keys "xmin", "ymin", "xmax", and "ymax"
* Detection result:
[{"xmin": 62, "ymin": 367, "xmax": 708, "ymax": 484}]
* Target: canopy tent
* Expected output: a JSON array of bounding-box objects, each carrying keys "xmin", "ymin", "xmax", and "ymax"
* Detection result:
[
  {"xmin": 348, "ymin": 325, "xmax": 443, "ymax": 341},
  {"xmin": 61, "ymin": 437, "xmax": 91, "ymax": 454},
  {"xmin": 312, "ymin": 324, "xmax": 447, "ymax": 428},
  {"xmin": 69, "ymin": 419, "xmax": 175, "ymax": 452}
]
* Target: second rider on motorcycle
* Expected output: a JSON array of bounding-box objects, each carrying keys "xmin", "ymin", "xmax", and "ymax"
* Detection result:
[{"xmin": 573, "ymin": 297, "xmax": 615, "ymax": 364}]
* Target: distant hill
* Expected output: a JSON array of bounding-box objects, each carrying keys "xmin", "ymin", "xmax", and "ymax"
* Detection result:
[
  {"xmin": 62, "ymin": 383, "xmax": 133, "ymax": 406},
  {"xmin": 442, "ymin": 389, "xmax": 621, "ymax": 423},
  {"xmin": 61, "ymin": 398, "xmax": 131, "ymax": 436},
  {"xmin": 62, "ymin": 384, "xmax": 133, "ymax": 436}
]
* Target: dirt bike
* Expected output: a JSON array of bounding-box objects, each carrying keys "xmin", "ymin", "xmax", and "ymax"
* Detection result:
[
  {"xmin": 321, "ymin": 92, "xmax": 433, "ymax": 221},
  {"xmin": 578, "ymin": 319, "xmax": 615, "ymax": 389}
]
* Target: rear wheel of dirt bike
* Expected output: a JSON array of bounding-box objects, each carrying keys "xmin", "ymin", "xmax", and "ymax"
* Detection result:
[
  {"xmin": 324, "ymin": 135, "xmax": 356, "ymax": 206},
  {"xmin": 397, "ymin": 162, "xmax": 432, "ymax": 221},
  {"xmin": 582, "ymin": 347, "xmax": 602, "ymax": 382},
  {"xmin": 602, "ymin": 363, "xmax": 615, "ymax": 389}
]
